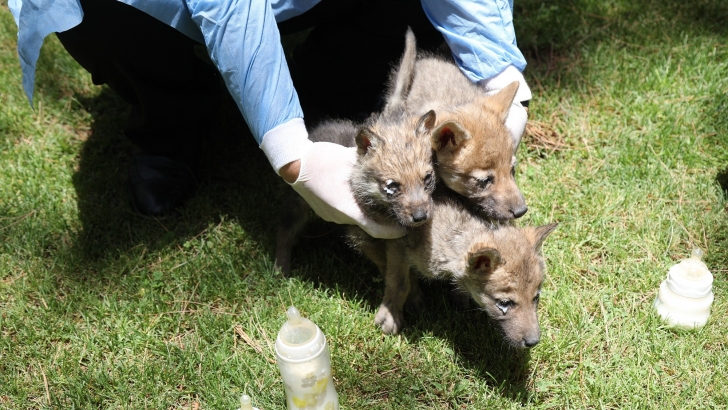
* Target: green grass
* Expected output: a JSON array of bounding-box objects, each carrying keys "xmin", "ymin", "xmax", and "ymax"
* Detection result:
[{"xmin": 1, "ymin": 0, "xmax": 727, "ymax": 408}]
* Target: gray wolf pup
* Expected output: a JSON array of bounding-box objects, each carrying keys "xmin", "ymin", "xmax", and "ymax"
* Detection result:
[
  {"xmin": 384, "ymin": 29, "xmax": 527, "ymax": 221},
  {"xmin": 349, "ymin": 196, "xmax": 557, "ymax": 348},
  {"xmin": 274, "ymin": 33, "xmax": 441, "ymax": 275},
  {"xmin": 274, "ymin": 111, "xmax": 438, "ymax": 275}
]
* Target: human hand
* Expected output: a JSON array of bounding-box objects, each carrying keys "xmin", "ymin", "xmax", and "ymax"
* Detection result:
[{"xmin": 284, "ymin": 142, "xmax": 406, "ymax": 239}]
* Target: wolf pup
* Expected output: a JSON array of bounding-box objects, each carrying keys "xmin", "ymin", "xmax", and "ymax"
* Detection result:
[
  {"xmin": 384, "ymin": 29, "xmax": 527, "ymax": 221},
  {"xmin": 349, "ymin": 196, "xmax": 557, "ymax": 348},
  {"xmin": 275, "ymin": 32, "xmax": 439, "ymax": 275},
  {"xmin": 274, "ymin": 113, "xmax": 438, "ymax": 275}
]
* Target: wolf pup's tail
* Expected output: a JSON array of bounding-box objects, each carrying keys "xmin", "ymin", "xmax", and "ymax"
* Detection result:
[{"xmin": 381, "ymin": 27, "xmax": 417, "ymax": 117}]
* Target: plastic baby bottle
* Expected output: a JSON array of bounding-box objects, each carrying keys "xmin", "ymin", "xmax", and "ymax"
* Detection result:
[
  {"xmin": 654, "ymin": 248, "xmax": 714, "ymax": 329},
  {"xmin": 275, "ymin": 306, "xmax": 339, "ymax": 410}
]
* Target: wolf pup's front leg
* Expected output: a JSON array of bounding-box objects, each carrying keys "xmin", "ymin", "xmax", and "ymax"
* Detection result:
[
  {"xmin": 374, "ymin": 240, "xmax": 411, "ymax": 334},
  {"xmin": 405, "ymin": 270, "xmax": 426, "ymax": 315},
  {"xmin": 275, "ymin": 194, "xmax": 313, "ymax": 276}
]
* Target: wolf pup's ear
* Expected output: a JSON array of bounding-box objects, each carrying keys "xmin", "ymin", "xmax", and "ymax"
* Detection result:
[
  {"xmin": 382, "ymin": 27, "xmax": 418, "ymax": 116},
  {"xmin": 529, "ymin": 222, "xmax": 559, "ymax": 253},
  {"xmin": 488, "ymin": 81, "xmax": 520, "ymax": 124},
  {"xmin": 467, "ymin": 247, "xmax": 501, "ymax": 275},
  {"xmin": 416, "ymin": 110, "xmax": 437, "ymax": 136},
  {"xmin": 355, "ymin": 127, "xmax": 383, "ymax": 156},
  {"xmin": 431, "ymin": 120, "xmax": 471, "ymax": 152}
]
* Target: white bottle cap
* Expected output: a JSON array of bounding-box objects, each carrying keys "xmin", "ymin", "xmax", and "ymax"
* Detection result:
[
  {"xmin": 665, "ymin": 248, "xmax": 714, "ymax": 299},
  {"xmin": 275, "ymin": 306, "xmax": 326, "ymax": 363}
]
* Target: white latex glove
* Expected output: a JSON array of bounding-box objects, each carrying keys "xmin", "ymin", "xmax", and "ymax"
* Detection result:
[
  {"xmin": 505, "ymin": 101, "xmax": 528, "ymax": 149},
  {"xmin": 289, "ymin": 142, "xmax": 406, "ymax": 239},
  {"xmin": 479, "ymin": 65, "xmax": 531, "ymax": 149}
]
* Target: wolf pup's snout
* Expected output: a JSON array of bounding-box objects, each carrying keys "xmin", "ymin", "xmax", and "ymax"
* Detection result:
[
  {"xmin": 411, "ymin": 208, "xmax": 428, "ymax": 223},
  {"xmin": 512, "ymin": 311, "xmax": 542, "ymax": 348},
  {"xmin": 511, "ymin": 203, "xmax": 528, "ymax": 218},
  {"xmin": 404, "ymin": 186, "xmax": 434, "ymax": 226},
  {"xmin": 523, "ymin": 334, "xmax": 540, "ymax": 348}
]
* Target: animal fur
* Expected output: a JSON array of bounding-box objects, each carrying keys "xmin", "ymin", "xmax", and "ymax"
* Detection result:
[
  {"xmin": 275, "ymin": 32, "xmax": 440, "ymax": 275},
  {"xmin": 274, "ymin": 112, "xmax": 439, "ymax": 274},
  {"xmin": 348, "ymin": 195, "xmax": 557, "ymax": 348},
  {"xmin": 384, "ymin": 29, "xmax": 528, "ymax": 221}
]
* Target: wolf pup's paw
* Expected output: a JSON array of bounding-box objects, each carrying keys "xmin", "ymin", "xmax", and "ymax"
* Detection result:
[
  {"xmin": 273, "ymin": 259, "xmax": 290, "ymax": 277},
  {"xmin": 375, "ymin": 304, "xmax": 404, "ymax": 335}
]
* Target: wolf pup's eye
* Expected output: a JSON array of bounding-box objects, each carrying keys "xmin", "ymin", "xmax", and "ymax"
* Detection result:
[
  {"xmin": 424, "ymin": 172, "xmax": 434, "ymax": 186},
  {"xmin": 475, "ymin": 176, "xmax": 494, "ymax": 188},
  {"xmin": 496, "ymin": 299, "xmax": 514, "ymax": 314},
  {"xmin": 383, "ymin": 179, "xmax": 400, "ymax": 196},
  {"xmin": 511, "ymin": 165, "xmax": 516, "ymax": 177}
]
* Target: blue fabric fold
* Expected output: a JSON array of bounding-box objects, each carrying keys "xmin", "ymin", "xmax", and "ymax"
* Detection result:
[{"xmin": 9, "ymin": 0, "xmax": 526, "ymax": 143}]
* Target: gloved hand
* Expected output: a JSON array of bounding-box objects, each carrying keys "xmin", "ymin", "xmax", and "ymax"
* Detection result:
[
  {"xmin": 504, "ymin": 101, "xmax": 528, "ymax": 149},
  {"xmin": 286, "ymin": 142, "xmax": 406, "ymax": 239},
  {"xmin": 478, "ymin": 65, "xmax": 531, "ymax": 149}
]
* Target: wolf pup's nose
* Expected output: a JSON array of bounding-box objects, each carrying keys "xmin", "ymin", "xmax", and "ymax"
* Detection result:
[
  {"xmin": 511, "ymin": 204, "xmax": 528, "ymax": 218},
  {"xmin": 523, "ymin": 337, "xmax": 540, "ymax": 348},
  {"xmin": 412, "ymin": 209, "xmax": 428, "ymax": 223}
]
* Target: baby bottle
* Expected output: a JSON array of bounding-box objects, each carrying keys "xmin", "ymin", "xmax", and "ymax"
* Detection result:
[
  {"xmin": 275, "ymin": 306, "xmax": 339, "ymax": 410},
  {"xmin": 654, "ymin": 248, "xmax": 714, "ymax": 329}
]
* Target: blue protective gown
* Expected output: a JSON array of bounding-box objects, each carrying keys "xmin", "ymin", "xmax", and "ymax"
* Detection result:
[{"xmin": 9, "ymin": 0, "xmax": 527, "ymax": 168}]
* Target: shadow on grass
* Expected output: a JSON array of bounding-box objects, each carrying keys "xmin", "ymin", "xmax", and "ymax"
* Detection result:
[
  {"xmin": 717, "ymin": 169, "xmax": 728, "ymax": 196},
  {"xmin": 66, "ymin": 85, "xmax": 284, "ymax": 261},
  {"xmin": 284, "ymin": 226, "xmax": 534, "ymax": 401},
  {"xmin": 413, "ymin": 283, "xmax": 534, "ymax": 398}
]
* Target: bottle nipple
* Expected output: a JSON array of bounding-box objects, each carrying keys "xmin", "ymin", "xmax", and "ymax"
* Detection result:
[
  {"xmin": 287, "ymin": 306, "xmax": 302, "ymax": 325},
  {"xmin": 690, "ymin": 248, "xmax": 703, "ymax": 261},
  {"xmin": 239, "ymin": 394, "xmax": 259, "ymax": 410},
  {"xmin": 240, "ymin": 394, "xmax": 252, "ymax": 410}
]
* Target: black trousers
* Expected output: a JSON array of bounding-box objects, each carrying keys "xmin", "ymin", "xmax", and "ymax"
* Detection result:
[
  {"xmin": 56, "ymin": 0, "xmax": 444, "ymax": 160},
  {"xmin": 56, "ymin": 0, "xmax": 221, "ymax": 163},
  {"xmin": 279, "ymin": 0, "xmax": 444, "ymax": 121}
]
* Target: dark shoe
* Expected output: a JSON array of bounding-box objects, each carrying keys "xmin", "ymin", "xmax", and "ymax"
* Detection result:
[{"xmin": 128, "ymin": 154, "xmax": 197, "ymax": 216}]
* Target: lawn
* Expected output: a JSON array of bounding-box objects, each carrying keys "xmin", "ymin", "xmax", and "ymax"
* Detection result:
[{"xmin": 1, "ymin": 0, "xmax": 727, "ymax": 408}]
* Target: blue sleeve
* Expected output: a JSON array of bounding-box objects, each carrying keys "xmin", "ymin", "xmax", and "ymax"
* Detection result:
[
  {"xmin": 11, "ymin": 0, "xmax": 84, "ymax": 107},
  {"xmin": 185, "ymin": 0, "xmax": 304, "ymax": 144},
  {"xmin": 419, "ymin": 0, "xmax": 526, "ymax": 83},
  {"xmin": 12, "ymin": 0, "xmax": 302, "ymax": 145}
]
